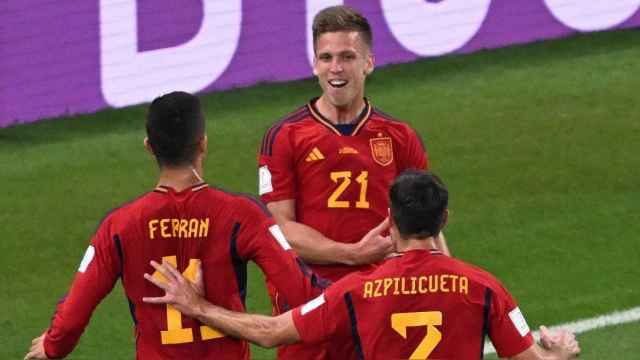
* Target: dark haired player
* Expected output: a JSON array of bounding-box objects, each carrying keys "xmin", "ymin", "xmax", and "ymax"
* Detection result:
[
  {"xmin": 25, "ymin": 92, "xmax": 322, "ymax": 360},
  {"xmin": 258, "ymin": 6, "xmax": 449, "ymax": 358},
  {"xmin": 144, "ymin": 170, "xmax": 580, "ymax": 360}
]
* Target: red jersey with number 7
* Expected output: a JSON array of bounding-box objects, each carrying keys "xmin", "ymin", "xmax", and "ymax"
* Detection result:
[
  {"xmin": 43, "ymin": 183, "xmax": 323, "ymax": 360},
  {"xmin": 292, "ymin": 249, "xmax": 535, "ymax": 360},
  {"xmin": 259, "ymin": 98, "xmax": 429, "ymax": 281}
]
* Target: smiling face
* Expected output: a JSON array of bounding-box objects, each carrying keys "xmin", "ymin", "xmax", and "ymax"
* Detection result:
[{"xmin": 313, "ymin": 31, "xmax": 374, "ymax": 111}]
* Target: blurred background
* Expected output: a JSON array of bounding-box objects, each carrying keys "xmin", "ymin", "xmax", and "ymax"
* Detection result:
[{"xmin": 2, "ymin": 1, "xmax": 639, "ymax": 358}]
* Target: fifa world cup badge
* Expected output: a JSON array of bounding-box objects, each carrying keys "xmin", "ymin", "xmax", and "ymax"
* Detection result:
[{"xmin": 370, "ymin": 137, "xmax": 394, "ymax": 166}]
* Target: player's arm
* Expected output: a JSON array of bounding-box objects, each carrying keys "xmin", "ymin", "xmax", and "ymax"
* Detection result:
[
  {"xmin": 25, "ymin": 219, "xmax": 121, "ymax": 359},
  {"xmin": 143, "ymin": 260, "xmax": 300, "ymax": 348},
  {"xmin": 260, "ymin": 123, "xmax": 392, "ymax": 265},
  {"xmin": 237, "ymin": 199, "xmax": 328, "ymax": 305},
  {"xmin": 268, "ymin": 199, "xmax": 393, "ymax": 265},
  {"xmin": 509, "ymin": 326, "xmax": 580, "ymax": 359}
]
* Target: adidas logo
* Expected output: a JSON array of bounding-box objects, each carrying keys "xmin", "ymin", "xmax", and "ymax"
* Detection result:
[{"xmin": 305, "ymin": 147, "xmax": 325, "ymax": 162}]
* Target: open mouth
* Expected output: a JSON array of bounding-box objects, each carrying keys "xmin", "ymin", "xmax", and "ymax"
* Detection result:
[{"xmin": 328, "ymin": 79, "xmax": 348, "ymax": 88}]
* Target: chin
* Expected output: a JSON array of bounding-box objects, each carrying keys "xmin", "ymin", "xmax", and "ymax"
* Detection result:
[{"xmin": 327, "ymin": 94, "xmax": 356, "ymax": 108}]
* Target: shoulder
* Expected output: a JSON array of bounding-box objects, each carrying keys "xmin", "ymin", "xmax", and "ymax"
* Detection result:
[
  {"xmin": 445, "ymin": 257, "xmax": 510, "ymax": 294},
  {"xmin": 94, "ymin": 191, "xmax": 156, "ymax": 233},
  {"xmin": 260, "ymin": 105, "xmax": 313, "ymax": 155},
  {"xmin": 369, "ymin": 106, "xmax": 422, "ymax": 140},
  {"xmin": 205, "ymin": 185, "xmax": 272, "ymax": 219}
]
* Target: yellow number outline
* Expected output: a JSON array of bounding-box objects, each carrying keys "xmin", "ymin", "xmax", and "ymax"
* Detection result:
[
  {"xmin": 327, "ymin": 171, "xmax": 370, "ymax": 209},
  {"xmin": 152, "ymin": 256, "xmax": 224, "ymax": 345},
  {"xmin": 391, "ymin": 311, "xmax": 443, "ymax": 359}
]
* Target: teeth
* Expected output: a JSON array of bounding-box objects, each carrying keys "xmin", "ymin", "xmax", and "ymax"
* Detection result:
[{"xmin": 329, "ymin": 80, "xmax": 347, "ymax": 87}]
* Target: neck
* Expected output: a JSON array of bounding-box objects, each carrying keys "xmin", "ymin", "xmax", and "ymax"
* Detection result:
[
  {"xmin": 316, "ymin": 96, "xmax": 366, "ymax": 125},
  {"xmin": 395, "ymin": 236, "xmax": 437, "ymax": 253},
  {"xmin": 156, "ymin": 162, "xmax": 204, "ymax": 192}
]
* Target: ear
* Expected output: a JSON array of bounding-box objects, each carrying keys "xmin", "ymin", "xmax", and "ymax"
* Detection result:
[
  {"xmin": 143, "ymin": 137, "xmax": 154, "ymax": 155},
  {"xmin": 440, "ymin": 209, "xmax": 449, "ymax": 231},
  {"xmin": 365, "ymin": 53, "xmax": 375, "ymax": 76},
  {"xmin": 198, "ymin": 135, "xmax": 208, "ymax": 157}
]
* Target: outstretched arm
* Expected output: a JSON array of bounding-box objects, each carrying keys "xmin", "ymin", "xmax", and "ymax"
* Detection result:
[
  {"xmin": 268, "ymin": 200, "xmax": 394, "ymax": 265},
  {"xmin": 143, "ymin": 260, "xmax": 300, "ymax": 348}
]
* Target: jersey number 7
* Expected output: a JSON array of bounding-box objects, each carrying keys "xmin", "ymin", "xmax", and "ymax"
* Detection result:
[
  {"xmin": 152, "ymin": 255, "xmax": 224, "ymax": 345},
  {"xmin": 391, "ymin": 311, "xmax": 443, "ymax": 359}
]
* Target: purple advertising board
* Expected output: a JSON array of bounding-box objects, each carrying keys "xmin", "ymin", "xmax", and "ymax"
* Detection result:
[{"xmin": 2, "ymin": 0, "xmax": 639, "ymax": 127}]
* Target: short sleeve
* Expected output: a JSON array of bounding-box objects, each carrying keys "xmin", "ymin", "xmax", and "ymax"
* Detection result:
[
  {"xmin": 292, "ymin": 282, "xmax": 349, "ymax": 345},
  {"xmin": 489, "ymin": 284, "xmax": 535, "ymax": 358},
  {"xmin": 258, "ymin": 124, "xmax": 297, "ymax": 203},
  {"xmin": 398, "ymin": 125, "xmax": 428, "ymax": 171},
  {"xmin": 233, "ymin": 196, "xmax": 324, "ymax": 307}
]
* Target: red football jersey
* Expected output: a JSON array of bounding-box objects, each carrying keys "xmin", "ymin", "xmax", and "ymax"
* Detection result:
[
  {"xmin": 259, "ymin": 98, "xmax": 428, "ymax": 281},
  {"xmin": 43, "ymin": 183, "xmax": 321, "ymax": 360},
  {"xmin": 293, "ymin": 249, "xmax": 534, "ymax": 360}
]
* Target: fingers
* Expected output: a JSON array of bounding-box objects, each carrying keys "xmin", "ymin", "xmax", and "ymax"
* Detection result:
[
  {"xmin": 539, "ymin": 325, "xmax": 549, "ymax": 337},
  {"xmin": 375, "ymin": 217, "xmax": 390, "ymax": 230},
  {"xmin": 143, "ymin": 272, "xmax": 169, "ymax": 291},
  {"xmin": 161, "ymin": 260, "xmax": 185, "ymax": 281},
  {"xmin": 31, "ymin": 336, "xmax": 42, "ymax": 346},
  {"xmin": 149, "ymin": 260, "xmax": 177, "ymax": 282},
  {"xmin": 142, "ymin": 295, "xmax": 170, "ymax": 304},
  {"xmin": 24, "ymin": 336, "xmax": 45, "ymax": 360}
]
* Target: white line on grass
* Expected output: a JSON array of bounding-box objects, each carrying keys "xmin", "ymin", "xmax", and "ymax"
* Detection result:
[{"xmin": 484, "ymin": 306, "xmax": 640, "ymax": 355}]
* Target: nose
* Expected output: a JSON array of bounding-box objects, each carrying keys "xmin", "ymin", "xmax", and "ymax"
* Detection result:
[{"xmin": 330, "ymin": 58, "xmax": 343, "ymax": 73}]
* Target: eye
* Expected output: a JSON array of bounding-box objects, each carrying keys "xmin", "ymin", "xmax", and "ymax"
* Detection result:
[{"xmin": 318, "ymin": 54, "xmax": 331, "ymax": 61}]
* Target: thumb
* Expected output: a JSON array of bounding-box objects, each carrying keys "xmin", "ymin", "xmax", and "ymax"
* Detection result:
[
  {"xmin": 539, "ymin": 325, "xmax": 554, "ymax": 349},
  {"xmin": 373, "ymin": 217, "xmax": 390, "ymax": 232}
]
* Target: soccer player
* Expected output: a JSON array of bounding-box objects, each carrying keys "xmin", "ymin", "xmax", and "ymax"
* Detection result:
[
  {"xmin": 258, "ymin": 6, "xmax": 450, "ymax": 357},
  {"xmin": 143, "ymin": 170, "xmax": 581, "ymax": 360},
  {"xmin": 24, "ymin": 92, "xmax": 322, "ymax": 360}
]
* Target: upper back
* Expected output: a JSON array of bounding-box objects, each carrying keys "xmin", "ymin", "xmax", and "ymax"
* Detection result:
[
  {"xmin": 329, "ymin": 250, "xmax": 526, "ymax": 360},
  {"xmin": 102, "ymin": 184, "xmax": 270, "ymax": 359}
]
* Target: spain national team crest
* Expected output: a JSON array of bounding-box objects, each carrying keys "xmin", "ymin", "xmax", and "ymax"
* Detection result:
[{"xmin": 370, "ymin": 137, "xmax": 394, "ymax": 166}]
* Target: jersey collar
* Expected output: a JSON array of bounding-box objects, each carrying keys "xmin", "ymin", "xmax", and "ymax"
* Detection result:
[
  {"xmin": 154, "ymin": 182, "xmax": 208, "ymax": 194},
  {"xmin": 307, "ymin": 97, "xmax": 372, "ymax": 136}
]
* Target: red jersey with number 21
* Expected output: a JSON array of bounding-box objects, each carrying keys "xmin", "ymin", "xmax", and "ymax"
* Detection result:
[{"xmin": 259, "ymin": 98, "xmax": 428, "ymax": 281}]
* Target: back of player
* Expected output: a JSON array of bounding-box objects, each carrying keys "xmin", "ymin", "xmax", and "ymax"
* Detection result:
[
  {"xmin": 119, "ymin": 185, "xmax": 257, "ymax": 359},
  {"xmin": 44, "ymin": 184, "xmax": 317, "ymax": 360},
  {"xmin": 311, "ymin": 249, "xmax": 533, "ymax": 359}
]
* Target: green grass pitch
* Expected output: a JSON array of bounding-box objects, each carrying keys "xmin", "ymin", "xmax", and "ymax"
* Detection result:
[{"xmin": 2, "ymin": 29, "xmax": 639, "ymax": 359}]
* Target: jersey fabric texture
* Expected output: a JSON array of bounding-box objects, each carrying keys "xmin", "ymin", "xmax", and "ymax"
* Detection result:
[
  {"xmin": 293, "ymin": 249, "xmax": 535, "ymax": 360},
  {"xmin": 258, "ymin": 98, "xmax": 429, "ymax": 359},
  {"xmin": 43, "ymin": 183, "xmax": 321, "ymax": 360}
]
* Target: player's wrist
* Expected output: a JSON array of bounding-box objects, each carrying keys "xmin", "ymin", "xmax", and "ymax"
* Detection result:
[{"xmin": 339, "ymin": 242, "xmax": 360, "ymax": 266}]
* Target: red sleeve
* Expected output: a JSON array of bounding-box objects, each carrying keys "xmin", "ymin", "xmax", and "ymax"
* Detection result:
[
  {"xmin": 397, "ymin": 125, "xmax": 428, "ymax": 171},
  {"xmin": 258, "ymin": 124, "xmax": 296, "ymax": 203},
  {"xmin": 489, "ymin": 284, "xmax": 535, "ymax": 358},
  {"xmin": 292, "ymin": 282, "xmax": 349, "ymax": 345},
  {"xmin": 43, "ymin": 217, "xmax": 121, "ymax": 359},
  {"xmin": 234, "ymin": 197, "xmax": 325, "ymax": 307}
]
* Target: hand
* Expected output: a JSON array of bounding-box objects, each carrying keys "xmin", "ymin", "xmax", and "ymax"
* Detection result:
[
  {"xmin": 539, "ymin": 326, "xmax": 580, "ymax": 359},
  {"xmin": 350, "ymin": 218, "xmax": 394, "ymax": 265},
  {"xmin": 143, "ymin": 260, "xmax": 206, "ymax": 318},
  {"xmin": 24, "ymin": 332, "xmax": 49, "ymax": 360}
]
